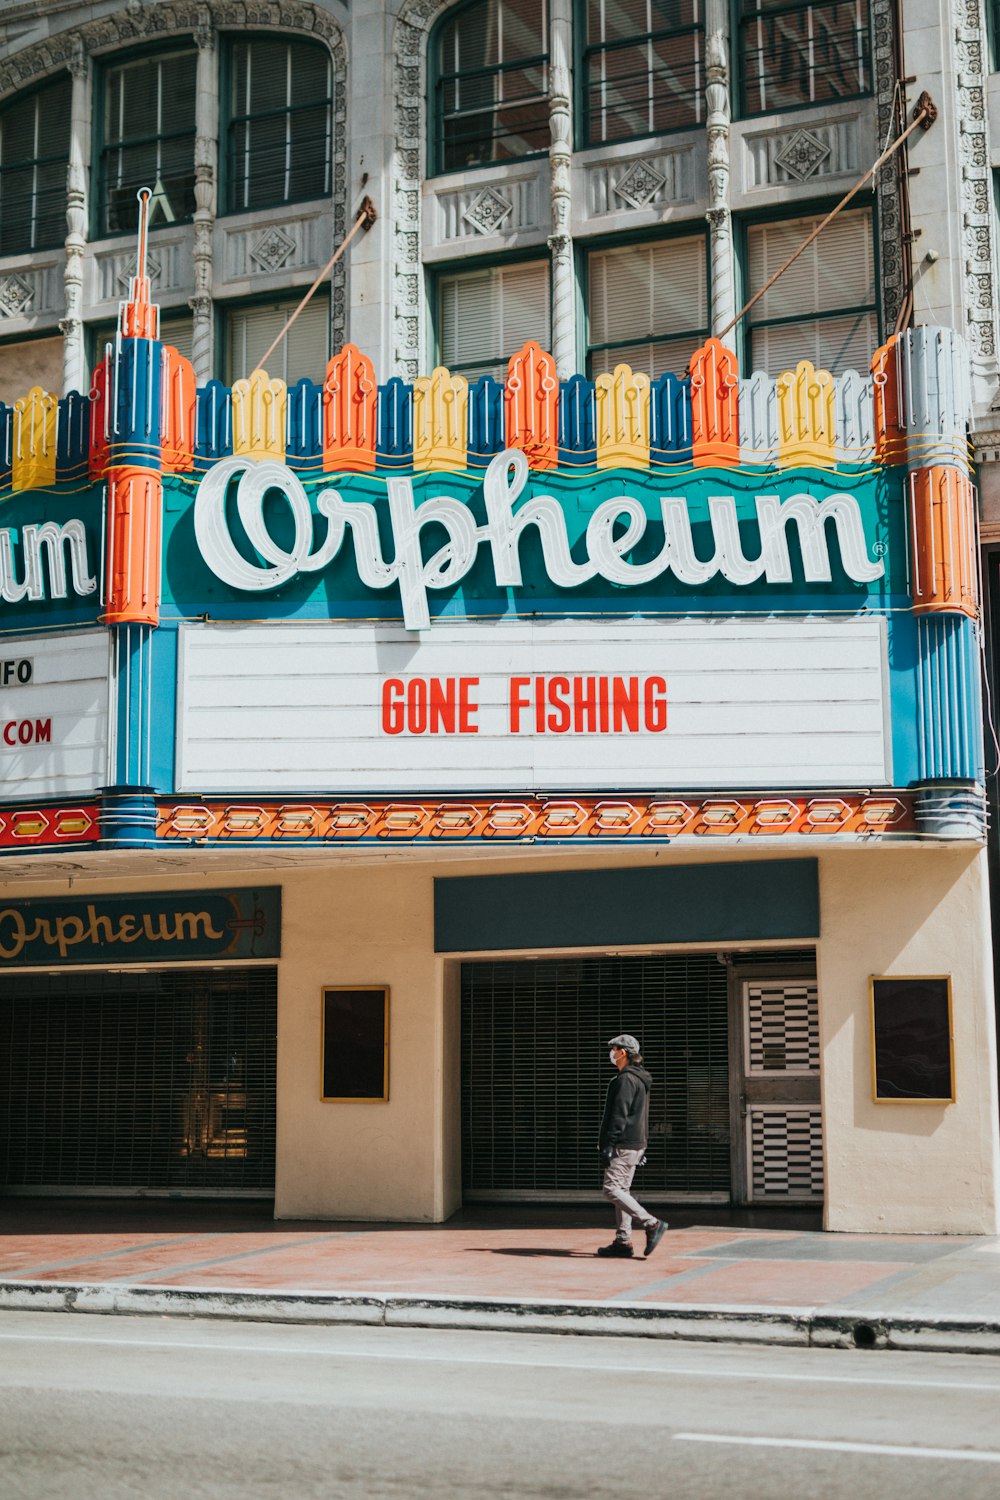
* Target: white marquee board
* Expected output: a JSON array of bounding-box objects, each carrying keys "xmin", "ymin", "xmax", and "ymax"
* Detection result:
[
  {"xmin": 176, "ymin": 617, "xmax": 892, "ymax": 792},
  {"xmin": 0, "ymin": 630, "xmax": 111, "ymax": 799}
]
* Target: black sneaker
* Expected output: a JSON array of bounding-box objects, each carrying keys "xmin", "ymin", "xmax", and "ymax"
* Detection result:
[
  {"xmin": 644, "ymin": 1220, "xmax": 668, "ymax": 1257},
  {"xmin": 596, "ymin": 1239, "xmax": 634, "ymax": 1258}
]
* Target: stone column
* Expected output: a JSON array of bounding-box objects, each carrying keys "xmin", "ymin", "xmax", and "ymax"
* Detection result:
[
  {"xmin": 190, "ymin": 9, "xmax": 218, "ymax": 380},
  {"xmin": 61, "ymin": 38, "xmax": 90, "ymax": 396},
  {"xmin": 704, "ymin": 2, "xmax": 735, "ymax": 349},
  {"xmin": 547, "ymin": 0, "xmax": 576, "ymax": 377}
]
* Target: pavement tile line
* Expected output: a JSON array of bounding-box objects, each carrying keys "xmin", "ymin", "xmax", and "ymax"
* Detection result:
[{"xmin": 2, "ymin": 1279, "xmax": 1000, "ymax": 1357}]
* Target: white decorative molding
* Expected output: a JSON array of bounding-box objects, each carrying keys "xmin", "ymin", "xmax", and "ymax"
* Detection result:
[
  {"xmin": 743, "ymin": 118, "xmax": 860, "ymax": 190},
  {"xmin": 953, "ymin": 0, "xmax": 997, "ymax": 390},
  {"xmin": 0, "ymin": 1, "xmax": 348, "ymax": 349},
  {"xmin": 0, "ymin": 260, "xmax": 63, "ymax": 322},
  {"xmin": 393, "ymin": 0, "xmax": 455, "ymax": 379},
  {"xmin": 115, "ymin": 251, "xmax": 164, "ymax": 292},
  {"xmin": 221, "ymin": 211, "xmax": 330, "ymax": 283},
  {"xmin": 773, "ymin": 129, "xmax": 831, "ymax": 181},
  {"xmin": 249, "ymin": 225, "xmax": 298, "ymax": 273},
  {"xmin": 872, "ymin": 0, "xmax": 904, "ymax": 336},
  {"xmin": 584, "ymin": 145, "xmax": 696, "ymax": 220},
  {"xmin": 0, "ymin": 273, "xmax": 35, "ymax": 318},
  {"xmin": 426, "ymin": 173, "xmax": 545, "ymax": 251},
  {"xmin": 96, "ymin": 239, "xmax": 185, "ymax": 302},
  {"xmin": 462, "ymin": 187, "xmax": 515, "ymax": 235},
  {"xmin": 613, "ymin": 158, "xmax": 667, "ymax": 209}
]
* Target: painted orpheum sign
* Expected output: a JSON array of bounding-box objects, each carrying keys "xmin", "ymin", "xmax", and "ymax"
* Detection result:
[{"xmin": 0, "ymin": 888, "xmax": 281, "ymax": 966}]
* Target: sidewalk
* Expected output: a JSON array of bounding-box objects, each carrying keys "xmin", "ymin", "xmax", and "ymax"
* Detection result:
[{"xmin": 2, "ymin": 1198, "xmax": 999, "ymax": 1354}]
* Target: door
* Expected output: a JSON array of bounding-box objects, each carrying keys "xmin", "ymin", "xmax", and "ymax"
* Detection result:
[{"xmin": 733, "ymin": 972, "xmax": 824, "ymax": 1204}]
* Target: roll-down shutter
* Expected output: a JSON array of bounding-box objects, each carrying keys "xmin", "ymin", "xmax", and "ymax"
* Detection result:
[
  {"xmin": 461, "ymin": 953, "xmax": 730, "ymax": 1199},
  {"xmin": 0, "ymin": 967, "xmax": 277, "ymax": 1193}
]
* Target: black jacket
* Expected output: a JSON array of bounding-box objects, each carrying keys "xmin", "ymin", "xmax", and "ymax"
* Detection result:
[{"xmin": 599, "ymin": 1063, "xmax": 651, "ymax": 1151}]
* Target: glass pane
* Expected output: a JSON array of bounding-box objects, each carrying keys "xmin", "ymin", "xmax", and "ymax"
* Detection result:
[
  {"xmin": 589, "ymin": 239, "xmax": 706, "ymax": 346},
  {"xmin": 439, "ymin": 261, "xmax": 549, "ymax": 379},
  {"xmin": 288, "ymin": 104, "xmax": 332, "ymax": 200},
  {"xmin": 160, "ymin": 313, "xmax": 195, "ymax": 363},
  {"xmin": 748, "ymin": 210, "xmax": 873, "ymax": 322},
  {"xmin": 437, "ymin": 0, "xmax": 548, "ymax": 169},
  {"xmin": 741, "ymin": 1, "xmax": 869, "ymax": 114},
  {"xmin": 590, "ymin": 334, "xmax": 701, "ymax": 380},
  {"xmin": 0, "ymin": 166, "xmax": 34, "ymax": 254}
]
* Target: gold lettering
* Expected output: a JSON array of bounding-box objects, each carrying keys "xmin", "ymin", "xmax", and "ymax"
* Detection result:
[
  {"xmin": 174, "ymin": 910, "xmax": 224, "ymax": 942},
  {"xmin": 54, "ymin": 915, "xmax": 86, "ymax": 958},
  {"xmin": 142, "ymin": 912, "xmax": 178, "ymax": 942},
  {"xmin": 114, "ymin": 915, "xmax": 142, "ymax": 944},
  {"xmin": 27, "ymin": 917, "xmax": 56, "ymax": 949},
  {"xmin": 0, "ymin": 908, "xmax": 27, "ymax": 961},
  {"xmin": 86, "ymin": 905, "xmax": 115, "ymax": 946}
]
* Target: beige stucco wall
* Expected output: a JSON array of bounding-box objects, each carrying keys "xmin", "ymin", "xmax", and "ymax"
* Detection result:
[
  {"xmin": 2, "ymin": 839, "xmax": 997, "ymax": 1232},
  {"xmin": 818, "ymin": 845, "xmax": 1000, "ymax": 1235}
]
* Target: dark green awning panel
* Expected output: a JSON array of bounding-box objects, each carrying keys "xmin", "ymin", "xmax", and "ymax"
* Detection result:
[{"xmin": 434, "ymin": 860, "xmax": 819, "ymax": 953}]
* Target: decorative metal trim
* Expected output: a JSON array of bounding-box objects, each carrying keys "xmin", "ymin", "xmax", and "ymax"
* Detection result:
[
  {"xmin": 156, "ymin": 794, "xmax": 918, "ymax": 845},
  {"xmin": 0, "ymin": 805, "xmax": 98, "ymax": 849}
]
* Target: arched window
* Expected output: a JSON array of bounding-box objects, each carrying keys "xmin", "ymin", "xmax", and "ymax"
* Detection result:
[
  {"xmin": 432, "ymin": 0, "xmax": 549, "ymax": 174},
  {"xmin": 224, "ymin": 37, "xmax": 333, "ymax": 214},
  {"xmin": 0, "ymin": 74, "xmax": 72, "ymax": 255},
  {"xmin": 583, "ymin": 0, "xmax": 704, "ymax": 147},
  {"xmin": 99, "ymin": 47, "xmax": 198, "ymax": 235}
]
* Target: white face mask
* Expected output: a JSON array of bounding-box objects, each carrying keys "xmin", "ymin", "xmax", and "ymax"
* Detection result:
[{"xmin": 609, "ymin": 1050, "xmax": 619, "ymax": 1065}]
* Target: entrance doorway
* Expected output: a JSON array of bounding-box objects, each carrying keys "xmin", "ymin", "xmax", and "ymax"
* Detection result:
[
  {"xmin": 0, "ymin": 967, "xmax": 277, "ymax": 1194},
  {"xmin": 460, "ymin": 949, "xmax": 823, "ymax": 1207},
  {"xmin": 461, "ymin": 953, "xmax": 731, "ymax": 1201}
]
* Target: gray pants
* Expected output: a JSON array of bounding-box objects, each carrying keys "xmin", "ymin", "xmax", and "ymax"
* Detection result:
[{"xmin": 602, "ymin": 1147, "xmax": 658, "ymax": 1240}]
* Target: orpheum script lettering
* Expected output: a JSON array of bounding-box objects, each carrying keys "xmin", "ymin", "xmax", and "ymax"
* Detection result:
[
  {"xmin": 194, "ymin": 450, "xmax": 886, "ymax": 630},
  {"xmin": 0, "ymin": 520, "xmax": 96, "ymax": 606}
]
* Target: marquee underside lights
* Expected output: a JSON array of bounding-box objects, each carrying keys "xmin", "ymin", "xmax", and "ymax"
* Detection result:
[{"xmin": 157, "ymin": 795, "xmax": 916, "ymax": 844}]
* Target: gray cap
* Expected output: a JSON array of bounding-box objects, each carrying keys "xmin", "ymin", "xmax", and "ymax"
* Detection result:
[{"xmin": 608, "ymin": 1033, "xmax": 641, "ymax": 1054}]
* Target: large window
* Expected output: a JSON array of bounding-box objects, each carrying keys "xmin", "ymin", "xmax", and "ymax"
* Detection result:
[
  {"xmin": 583, "ymin": 0, "xmax": 704, "ymax": 147},
  {"xmin": 587, "ymin": 235, "xmax": 708, "ymax": 377},
  {"xmin": 224, "ymin": 294, "xmax": 330, "ymax": 384},
  {"xmin": 745, "ymin": 208, "xmax": 877, "ymax": 374},
  {"xmin": 433, "ymin": 0, "xmax": 549, "ymax": 173},
  {"xmin": 437, "ymin": 259, "xmax": 551, "ymax": 379},
  {"xmin": 0, "ymin": 75, "xmax": 71, "ymax": 255},
  {"xmin": 100, "ymin": 48, "xmax": 198, "ymax": 235},
  {"xmin": 739, "ymin": 0, "xmax": 871, "ymax": 116},
  {"xmin": 225, "ymin": 38, "xmax": 332, "ymax": 214}
]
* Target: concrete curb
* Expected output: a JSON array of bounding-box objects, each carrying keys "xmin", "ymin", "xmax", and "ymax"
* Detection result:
[{"xmin": 2, "ymin": 1278, "xmax": 1000, "ymax": 1354}]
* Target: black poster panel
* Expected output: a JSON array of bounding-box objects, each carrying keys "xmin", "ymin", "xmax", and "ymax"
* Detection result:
[
  {"xmin": 322, "ymin": 988, "xmax": 388, "ymax": 1101},
  {"xmin": 871, "ymin": 977, "xmax": 953, "ymax": 1103}
]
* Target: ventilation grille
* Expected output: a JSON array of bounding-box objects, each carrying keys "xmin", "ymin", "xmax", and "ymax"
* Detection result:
[
  {"xmin": 461, "ymin": 953, "xmax": 730, "ymax": 1197},
  {"xmin": 0, "ymin": 967, "xmax": 277, "ymax": 1193},
  {"xmin": 747, "ymin": 983, "xmax": 819, "ymax": 1074},
  {"xmin": 749, "ymin": 1107, "xmax": 824, "ymax": 1201}
]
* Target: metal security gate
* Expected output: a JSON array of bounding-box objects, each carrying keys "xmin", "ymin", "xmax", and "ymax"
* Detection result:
[
  {"xmin": 0, "ymin": 967, "xmax": 277, "ymax": 1194},
  {"xmin": 740, "ymin": 976, "xmax": 824, "ymax": 1203},
  {"xmin": 461, "ymin": 954, "xmax": 729, "ymax": 1200}
]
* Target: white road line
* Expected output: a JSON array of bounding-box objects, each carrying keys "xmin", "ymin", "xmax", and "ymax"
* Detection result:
[
  {"xmin": 673, "ymin": 1434, "xmax": 1000, "ymax": 1463},
  {"xmin": 0, "ymin": 1330, "xmax": 999, "ymax": 1392}
]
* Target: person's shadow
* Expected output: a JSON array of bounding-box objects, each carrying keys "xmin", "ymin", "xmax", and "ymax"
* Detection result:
[{"xmin": 466, "ymin": 1248, "xmax": 593, "ymax": 1258}]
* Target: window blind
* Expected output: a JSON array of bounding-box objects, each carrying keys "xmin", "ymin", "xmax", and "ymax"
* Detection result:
[
  {"xmin": 588, "ymin": 236, "xmax": 707, "ymax": 377},
  {"xmin": 439, "ymin": 260, "xmax": 550, "ymax": 379},
  {"xmin": 225, "ymin": 295, "xmax": 330, "ymax": 384}
]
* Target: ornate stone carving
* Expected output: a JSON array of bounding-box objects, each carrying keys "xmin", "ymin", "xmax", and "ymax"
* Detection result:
[
  {"xmin": 952, "ymin": 0, "xmax": 997, "ymax": 385},
  {"xmin": 250, "ymin": 226, "xmax": 297, "ymax": 273},
  {"xmin": 462, "ymin": 188, "xmax": 514, "ymax": 235},
  {"xmin": 613, "ymin": 158, "xmax": 667, "ymax": 210},
  {"xmin": 393, "ymin": 0, "xmax": 456, "ymax": 378},
  {"xmin": 0, "ymin": 274, "xmax": 34, "ymax": 318},
  {"xmin": 871, "ymin": 0, "xmax": 904, "ymax": 336},
  {"xmin": 116, "ymin": 252, "xmax": 163, "ymax": 291},
  {"xmin": 704, "ymin": 13, "xmax": 734, "ymax": 349},
  {"xmin": 774, "ymin": 129, "xmax": 831, "ymax": 182}
]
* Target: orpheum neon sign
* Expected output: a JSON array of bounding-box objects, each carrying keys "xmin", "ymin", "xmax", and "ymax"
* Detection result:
[{"xmin": 194, "ymin": 449, "xmax": 885, "ymax": 631}]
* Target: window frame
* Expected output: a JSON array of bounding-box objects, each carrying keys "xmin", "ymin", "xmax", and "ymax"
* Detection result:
[
  {"xmin": 0, "ymin": 73, "xmax": 73, "ymax": 257},
  {"xmin": 219, "ymin": 33, "xmax": 334, "ymax": 218},
  {"xmin": 430, "ymin": 248, "xmax": 554, "ymax": 380},
  {"xmin": 577, "ymin": 0, "xmax": 706, "ymax": 152},
  {"xmin": 428, "ymin": 0, "xmax": 551, "ymax": 178},
  {"xmin": 582, "ymin": 225, "xmax": 712, "ymax": 379},
  {"xmin": 218, "ymin": 288, "xmax": 332, "ymax": 384},
  {"xmin": 735, "ymin": 0, "xmax": 873, "ymax": 121},
  {"xmin": 94, "ymin": 41, "xmax": 199, "ymax": 240},
  {"xmin": 737, "ymin": 195, "xmax": 881, "ymax": 375}
]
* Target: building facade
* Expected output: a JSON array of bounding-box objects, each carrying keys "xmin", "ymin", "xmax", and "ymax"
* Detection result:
[{"xmin": 0, "ymin": 0, "xmax": 999, "ymax": 1233}]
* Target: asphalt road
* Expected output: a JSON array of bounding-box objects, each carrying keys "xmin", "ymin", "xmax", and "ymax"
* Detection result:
[{"xmin": 1, "ymin": 1311, "xmax": 999, "ymax": 1499}]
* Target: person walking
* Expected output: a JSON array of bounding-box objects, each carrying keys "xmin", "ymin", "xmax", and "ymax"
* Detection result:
[{"xmin": 597, "ymin": 1034, "xmax": 667, "ymax": 1259}]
